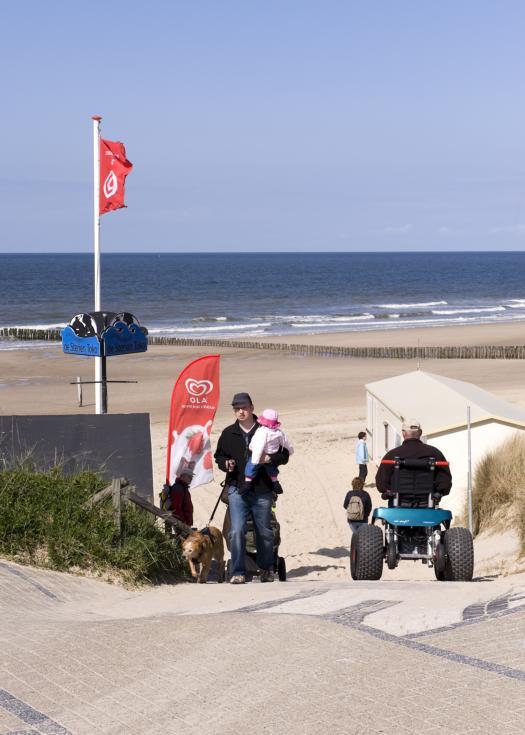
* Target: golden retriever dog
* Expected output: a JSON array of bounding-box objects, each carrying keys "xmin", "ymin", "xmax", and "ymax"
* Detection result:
[{"xmin": 181, "ymin": 526, "xmax": 225, "ymax": 583}]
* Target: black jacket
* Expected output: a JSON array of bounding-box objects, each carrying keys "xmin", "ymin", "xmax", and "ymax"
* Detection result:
[
  {"xmin": 343, "ymin": 489, "xmax": 372, "ymax": 523},
  {"xmin": 214, "ymin": 417, "xmax": 289, "ymax": 493},
  {"xmin": 375, "ymin": 438, "xmax": 452, "ymax": 496}
]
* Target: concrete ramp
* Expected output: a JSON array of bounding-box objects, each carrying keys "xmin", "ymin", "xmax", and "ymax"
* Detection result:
[{"xmin": 1, "ymin": 560, "xmax": 524, "ymax": 735}]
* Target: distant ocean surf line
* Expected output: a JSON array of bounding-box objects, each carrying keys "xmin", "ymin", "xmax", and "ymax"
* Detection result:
[{"xmin": 1, "ymin": 251, "xmax": 525, "ymax": 347}]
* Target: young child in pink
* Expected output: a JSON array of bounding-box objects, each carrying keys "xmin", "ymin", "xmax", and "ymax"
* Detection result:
[{"xmin": 243, "ymin": 409, "xmax": 294, "ymax": 493}]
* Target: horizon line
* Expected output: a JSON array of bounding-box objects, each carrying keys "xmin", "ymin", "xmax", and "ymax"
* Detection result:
[{"xmin": 1, "ymin": 249, "xmax": 525, "ymax": 255}]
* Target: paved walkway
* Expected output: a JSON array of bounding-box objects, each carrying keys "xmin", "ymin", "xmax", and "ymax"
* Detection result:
[{"xmin": 1, "ymin": 561, "xmax": 524, "ymax": 735}]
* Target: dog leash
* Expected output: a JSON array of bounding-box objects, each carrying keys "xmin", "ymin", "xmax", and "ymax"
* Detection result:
[{"xmin": 207, "ymin": 482, "xmax": 226, "ymax": 525}]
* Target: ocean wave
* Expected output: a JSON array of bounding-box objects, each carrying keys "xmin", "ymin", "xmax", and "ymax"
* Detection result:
[
  {"xmin": 192, "ymin": 315, "xmax": 229, "ymax": 322},
  {"xmin": 262, "ymin": 313, "xmax": 375, "ymax": 325},
  {"xmin": 0, "ymin": 341, "xmax": 60, "ymax": 351},
  {"xmin": 375, "ymin": 301, "xmax": 448, "ymax": 309},
  {"xmin": 274, "ymin": 314, "xmax": 336, "ymax": 323},
  {"xmin": 5, "ymin": 304, "xmax": 525, "ymax": 345},
  {"xmin": 330, "ymin": 315, "xmax": 374, "ymax": 322},
  {"xmin": 432, "ymin": 306, "xmax": 505, "ymax": 315},
  {"xmin": 336, "ymin": 313, "xmax": 525, "ymax": 331},
  {"xmin": 291, "ymin": 315, "xmax": 375, "ymax": 327},
  {"xmin": 149, "ymin": 322, "xmax": 272, "ymax": 334}
]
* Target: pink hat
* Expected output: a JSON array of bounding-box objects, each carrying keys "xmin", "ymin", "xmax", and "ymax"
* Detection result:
[{"xmin": 258, "ymin": 409, "xmax": 281, "ymax": 429}]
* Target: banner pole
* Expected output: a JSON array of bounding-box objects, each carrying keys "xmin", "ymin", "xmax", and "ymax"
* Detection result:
[{"xmin": 92, "ymin": 115, "xmax": 103, "ymax": 414}]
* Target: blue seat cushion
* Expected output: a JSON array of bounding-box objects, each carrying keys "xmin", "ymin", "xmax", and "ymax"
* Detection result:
[{"xmin": 373, "ymin": 507, "xmax": 452, "ymax": 527}]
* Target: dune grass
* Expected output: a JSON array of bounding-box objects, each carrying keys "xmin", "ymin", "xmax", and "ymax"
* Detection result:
[
  {"xmin": 0, "ymin": 467, "xmax": 185, "ymax": 585},
  {"xmin": 472, "ymin": 434, "xmax": 525, "ymax": 552}
]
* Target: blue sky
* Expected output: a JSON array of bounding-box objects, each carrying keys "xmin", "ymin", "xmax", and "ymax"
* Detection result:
[{"xmin": 2, "ymin": 1, "xmax": 525, "ymax": 252}]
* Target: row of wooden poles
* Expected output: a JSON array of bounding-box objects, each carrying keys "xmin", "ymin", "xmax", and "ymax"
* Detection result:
[{"xmin": 1, "ymin": 326, "xmax": 525, "ymax": 359}]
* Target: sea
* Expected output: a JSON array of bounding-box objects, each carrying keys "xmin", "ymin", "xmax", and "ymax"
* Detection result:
[{"xmin": 1, "ymin": 251, "xmax": 525, "ymax": 348}]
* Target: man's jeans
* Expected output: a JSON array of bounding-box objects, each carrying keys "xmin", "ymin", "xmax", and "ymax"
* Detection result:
[
  {"xmin": 358, "ymin": 463, "xmax": 368, "ymax": 482},
  {"xmin": 228, "ymin": 485, "xmax": 274, "ymax": 576},
  {"xmin": 348, "ymin": 521, "xmax": 366, "ymax": 534}
]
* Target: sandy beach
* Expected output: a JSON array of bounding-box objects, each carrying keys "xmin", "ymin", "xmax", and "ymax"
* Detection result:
[
  {"xmin": 1, "ymin": 320, "xmax": 524, "ymax": 580},
  {"xmin": 256, "ymin": 320, "xmax": 525, "ymax": 348}
]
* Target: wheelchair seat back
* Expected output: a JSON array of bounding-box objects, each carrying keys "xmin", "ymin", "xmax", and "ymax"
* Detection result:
[{"xmin": 390, "ymin": 457, "xmax": 438, "ymax": 508}]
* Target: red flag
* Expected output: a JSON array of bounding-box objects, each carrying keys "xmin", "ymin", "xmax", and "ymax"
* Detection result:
[
  {"xmin": 99, "ymin": 138, "xmax": 133, "ymax": 215},
  {"xmin": 166, "ymin": 355, "xmax": 221, "ymax": 489}
]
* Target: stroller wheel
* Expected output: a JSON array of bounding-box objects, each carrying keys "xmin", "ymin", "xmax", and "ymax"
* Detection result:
[{"xmin": 277, "ymin": 556, "xmax": 286, "ymax": 581}]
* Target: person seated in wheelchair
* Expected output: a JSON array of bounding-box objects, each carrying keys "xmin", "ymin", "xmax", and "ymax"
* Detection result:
[{"xmin": 375, "ymin": 419, "xmax": 452, "ymax": 507}]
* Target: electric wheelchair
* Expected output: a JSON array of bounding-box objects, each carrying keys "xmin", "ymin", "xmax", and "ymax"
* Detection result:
[{"xmin": 350, "ymin": 457, "xmax": 474, "ymax": 581}]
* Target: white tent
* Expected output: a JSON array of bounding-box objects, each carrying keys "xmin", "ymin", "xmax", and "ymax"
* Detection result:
[{"xmin": 365, "ymin": 370, "xmax": 525, "ymax": 516}]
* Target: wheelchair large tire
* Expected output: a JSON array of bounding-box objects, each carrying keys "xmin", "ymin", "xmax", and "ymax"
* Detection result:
[
  {"xmin": 351, "ymin": 525, "xmax": 383, "ymax": 581},
  {"xmin": 444, "ymin": 527, "xmax": 474, "ymax": 581},
  {"xmin": 277, "ymin": 556, "xmax": 287, "ymax": 581}
]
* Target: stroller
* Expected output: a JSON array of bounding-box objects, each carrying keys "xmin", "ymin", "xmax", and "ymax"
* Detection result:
[{"xmin": 224, "ymin": 502, "xmax": 286, "ymax": 582}]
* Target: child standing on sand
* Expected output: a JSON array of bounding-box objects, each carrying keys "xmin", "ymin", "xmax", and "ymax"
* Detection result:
[{"xmin": 242, "ymin": 409, "xmax": 294, "ymax": 494}]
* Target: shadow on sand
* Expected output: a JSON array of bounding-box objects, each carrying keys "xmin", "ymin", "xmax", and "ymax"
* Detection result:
[
  {"xmin": 311, "ymin": 546, "xmax": 349, "ymax": 559},
  {"xmin": 287, "ymin": 563, "xmax": 346, "ymax": 578}
]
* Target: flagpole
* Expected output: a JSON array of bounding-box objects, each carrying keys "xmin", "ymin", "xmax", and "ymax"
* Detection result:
[{"xmin": 92, "ymin": 115, "xmax": 103, "ymax": 414}]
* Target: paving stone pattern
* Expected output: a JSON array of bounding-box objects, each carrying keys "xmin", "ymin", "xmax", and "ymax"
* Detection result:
[
  {"xmin": 423, "ymin": 611, "xmax": 525, "ymax": 672},
  {"xmin": 0, "ymin": 562, "xmax": 524, "ymax": 735}
]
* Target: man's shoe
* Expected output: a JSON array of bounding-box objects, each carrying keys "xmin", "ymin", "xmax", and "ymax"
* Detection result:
[
  {"xmin": 260, "ymin": 570, "xmax": 274, "ymax": 583},
  {"xmin": 230, "ymin": 575, "xmax": 245, "ymax": 584},
  {"xmin": 273, "ymin": 481, "xmax": 283, "ymax": 494}
]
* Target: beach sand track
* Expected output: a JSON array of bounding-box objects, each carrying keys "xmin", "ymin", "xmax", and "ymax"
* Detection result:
[{"xmin": 1, "ymin": 339, "xmax": 525, "ymax": 581}]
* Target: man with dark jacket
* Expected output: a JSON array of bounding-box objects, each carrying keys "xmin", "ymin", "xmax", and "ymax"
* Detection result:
[
  {"xmin": 214, "ymin": 392, "xmax": 289, "ymax": 584},
  {"xmin": 375, "ymin": 419, "xmax": 452, "ymax": 503}
]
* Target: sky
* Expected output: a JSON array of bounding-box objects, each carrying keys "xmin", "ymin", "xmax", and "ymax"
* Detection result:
[{"xmin": 1, "ymin": 1, "xmax": 525, "ymax": 252}]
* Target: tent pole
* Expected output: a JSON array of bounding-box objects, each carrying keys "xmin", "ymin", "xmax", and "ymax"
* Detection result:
[{"xmin": 467, "ymin": 405, "xmax": 472, "ymax": 532}]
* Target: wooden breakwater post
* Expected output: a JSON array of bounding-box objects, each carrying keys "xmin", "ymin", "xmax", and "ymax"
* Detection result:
[
  {"xmin": 3, "ymin": 326, "xmax": 525, "ymax": 359},
  {"xmin": 144, "ymin": 337, "xmax": 525, "ymax": 359},
  {"xmin": 0, "ymin": 327, "xmax": 62, "ymax": 342}
]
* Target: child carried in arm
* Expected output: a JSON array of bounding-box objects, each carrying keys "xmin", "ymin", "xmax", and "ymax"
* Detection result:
[{"xmin": 242, "ymin": 409, "xmax": 293, "ymax": 494}]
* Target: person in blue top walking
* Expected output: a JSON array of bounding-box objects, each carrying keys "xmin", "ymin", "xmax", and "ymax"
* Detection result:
[{"xmin": 355, "ymin": 431, "xmax": 369, "ymax": 482}]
